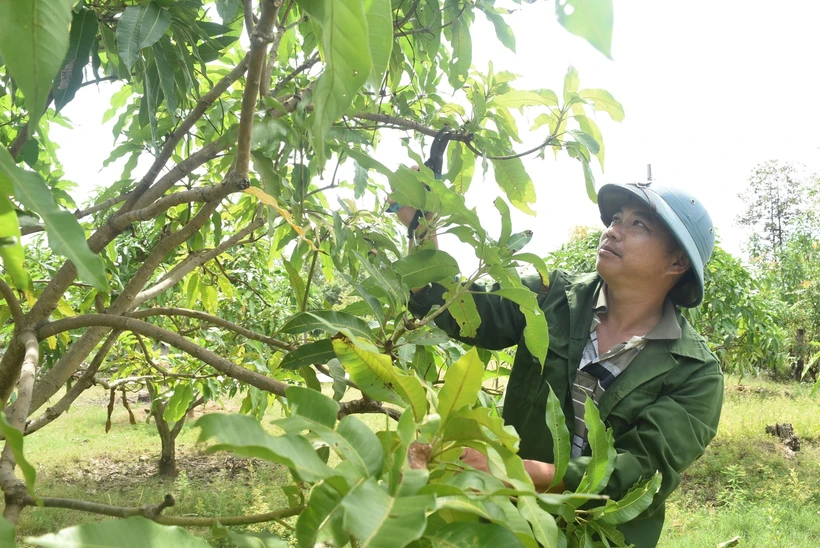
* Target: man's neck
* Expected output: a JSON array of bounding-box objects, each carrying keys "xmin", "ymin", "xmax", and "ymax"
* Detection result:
[{"xmin": 599, "ymin": 283, "xmax": 666, "ymax": 336}]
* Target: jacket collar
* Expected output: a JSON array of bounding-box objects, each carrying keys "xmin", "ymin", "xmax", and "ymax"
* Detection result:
[{"xmin": 561, "ymin": 272, "xmax": 709, "ymax": 420}]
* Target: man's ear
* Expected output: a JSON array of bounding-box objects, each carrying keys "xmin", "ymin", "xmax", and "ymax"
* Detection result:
[{"xmin": 668, "ymin": 250, "xmax": 691, "ymax": 275}]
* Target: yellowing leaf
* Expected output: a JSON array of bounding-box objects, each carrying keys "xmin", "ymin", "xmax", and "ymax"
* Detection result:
[{"xmin": 244, "ymin": 187, "xmax": 321, "ymax": 252}]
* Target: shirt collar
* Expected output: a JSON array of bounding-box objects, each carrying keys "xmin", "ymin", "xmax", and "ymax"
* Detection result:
[{"xmin": 590, "ymin": 283, "xmax": 681, "ymax": 340}]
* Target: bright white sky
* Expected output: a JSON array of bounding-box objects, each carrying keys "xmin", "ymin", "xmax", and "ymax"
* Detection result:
[{"xmin": 52, "ymin": 0, "xmax": 820, "ymax": 272}]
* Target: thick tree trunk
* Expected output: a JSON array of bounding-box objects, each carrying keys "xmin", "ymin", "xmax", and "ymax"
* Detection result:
[
  {"xmin": 157, "ymin": 426, "xmax": 178, "ymax": 478},
  {"xmin": 148, "ymin": 385, "xmax": 203, "ymax": 478}
]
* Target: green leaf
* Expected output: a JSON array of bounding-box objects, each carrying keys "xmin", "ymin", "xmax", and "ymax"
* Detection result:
[
  {"xmin": 544, "ymin": 386, "xmax": 570, "ymax": 489},
  {"xmin": 483, "ymin": 9, "xmax": 516, "ymax": 52},
  {"xmin": 555, "ymin": 0, "xmax": 614, "ymax": 59},
  {"xmin": 519, "ymin": 495, "xmax": 558, "ymax": 548},
  {"xmin": 437, "ymin": 347, "xmax": 484, "ymax": 423},
  {"xmin": 505, "ymin": 230, "xmax": 534, "ymax": 253},
  {"xmin": 332, "ymin": 338, "xmax": 403, "ymax": 405},
  {"xmin": 280, "ymin": 339, "xmax": 336, "ymax": 370},
  {"xmin": 578, "ymin": 89, "xmax": 624, "ymax": 121},
  {"xmin": 152, "ymin": 39, "xmax": 179, "ymax": 118},
  {"xmin": 331, "ymin": 338, "xmax": 425, "ymax": 419},
  {"xmin": 581, "ymin": 157, "xmax": 597, "ymax": 204},
  {"xmin": 441, "ymin": 406, "xmax": 520, "ymax": 451},
  {"xmin": 447, "ymin": 17, "xmax": 472, "ymax": 90},
  {"xmin": 117, "ymin": 2, "xmax": 172, "ymax": 71},
  {"xmin": 280, "ymin": 310, "xmax": 374, "ymax": 343},
  {"xmin": 393, "ymin": 249, "xmax": 459, "ymax": 289},
  {"xmin": 286, "ymin": 385, "xmax": 339, "ymax": 429},
  {"xmin": 511, "ymin": 253, "xmax": 550, "ymax": 289},
  {"xmin": 278, "ymin": 388, "xmax": 384, "ymax": 479},
  {"xmin": 568, "ymin": 130, "xmax": 600, "ymax": 155},
  {"xmin": 491, "ymin": 288, "xmax": 548, "ymax": 365},
  {"xmin": 597, "ymin": 473, "xmax": 662, "ymax": 524},
  {"xmin": 282, "ymin": 257, "xmax": 307, "ymax": 309},
  {"xmin": 577, "ymin": 398, "xmax": 617, "ymax": 494},
  {"xmin": 341, "ymin": 478, "xmax": 435, "ymax": 548},
  {"xmin": 574, "ymin": 114, "xmax": 605, "ymax": 169},
  {"xmin": 25, "ymin": 517, "xmax": 211, "ymax": 548},
  {"xmin": 53, "ymin": 9, "xmax": 99, "ymax": 111},
  {"xmin": 494, "ymin": 197, "xmax": 512, "ymax": 246},
  {"xmin": 426, "ymin": 522, "xmax": 525, "ymax": 548},
  {"xmin": 0, "ymin": 194, "xmax": 32, "ymax": 290},
  {"xmin": 490, "ymin": 90, "xmax": 557, "ymax": 109},
  {"xmin": 0, "ymin": 0, "xmax": 75, "ymax": 129},
  {"xmin": 0, "ymin": 149, "xmax": 108, "ymax": 290},
  {"xmin": 441, "ymin": 283, "xmax": 481, "ymax": 338},
  {"xmin": 162, "ymin": 384, "xmax": 193, "ymax": 424},
  {"xmin": 362, "ymin": 0, "xmax": 392, "ymax": 88},
  {"xmin": 449, "ymin": 142, "xmax": 475, "ymax": 194},
  {"xmin": 0, "ymin": 412, "xmax": 38, "ymax": 502},
  {"xmin": 196, "ymin": 413, "xmax": 335, "ymax": 482},
  {"xmin": 0, "ymin": 516, "xmax": 14, "ymax": 548},
  {"xmin": 563, "ymin": 66, "xmax": 580, "ymax": 102},
  {"xmin": 216, "ymin": 0, "xmax": 242, "ymax": 23},
  {"xmin": 328, "ymin": 358, "xmax": 348, "ymax": 401},
  {"xmin": 226, "ymin": 530, "xmax": 287, "ymax": 548},
  {"xmin": 298, "ymin": 0, "xmax": 371, "ymax": 167},
  {"xmin": 297, "ymin": 479, "xmax": 350, "ymax": 548},
  {"xmin": 492, "ymin": 158, "xmax": 536, "ymax": 215},
  {"xmin": 15, "ymin": 138, "xmax": 39, "ymax": 168}
]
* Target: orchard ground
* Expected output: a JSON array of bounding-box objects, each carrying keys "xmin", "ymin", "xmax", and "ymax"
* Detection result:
[{"xmin": 14, "ymin": 376, "xmax": 820, "ymax": 547}]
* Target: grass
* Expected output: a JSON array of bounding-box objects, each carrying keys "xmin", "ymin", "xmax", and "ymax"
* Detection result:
[
  {"xmin": 11, "ymin": 376, "xmax": 820, "ymax": 546},
  {"xmin": 660, "ymin": 375, "xmax": 820, "ymax": 547}
]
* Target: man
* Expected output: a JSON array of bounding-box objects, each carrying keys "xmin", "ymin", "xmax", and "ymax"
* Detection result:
[{"xmin": 400, "ymin": 181, "xmax": 724, "ymax": 547}]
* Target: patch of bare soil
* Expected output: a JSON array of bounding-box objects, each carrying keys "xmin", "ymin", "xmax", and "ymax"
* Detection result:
[{"xmin": 50, "ymin": 450, "xmax": 280, "ymax": 494}]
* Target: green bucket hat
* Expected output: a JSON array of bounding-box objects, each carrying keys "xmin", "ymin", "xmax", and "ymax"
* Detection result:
[{"xmin": 597, "ymin": 182, "xmax": 715, "ymax": 307}]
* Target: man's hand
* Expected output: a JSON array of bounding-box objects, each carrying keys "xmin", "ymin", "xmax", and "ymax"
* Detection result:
[
  {"xmin": 459, "ymin": 447, "xmax": 565, "ymax": 493},
  {"xmin": 460, "ymin": 447, "xmax": 490, "ymax": 473}
]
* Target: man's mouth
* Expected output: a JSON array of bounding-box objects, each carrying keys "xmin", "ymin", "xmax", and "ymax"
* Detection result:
[{"xmin": 599, "ymin": 244, "xmax": 620, "ymax": 257}]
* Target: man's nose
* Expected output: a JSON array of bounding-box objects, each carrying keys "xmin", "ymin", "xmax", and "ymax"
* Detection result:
[{"xmin": 605, "ymin": 221, "xmax": 625, "ymax": 242}]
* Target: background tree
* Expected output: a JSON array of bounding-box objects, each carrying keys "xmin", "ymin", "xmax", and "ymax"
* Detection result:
[{"xmin": 737, "ymin": 160, "xmax": 816, "ymax": 260}]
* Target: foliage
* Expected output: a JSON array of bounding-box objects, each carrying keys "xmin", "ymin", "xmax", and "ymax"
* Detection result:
[{"xmin": 0, "ymin": 0, "xmax": 660, "ymax": 546}]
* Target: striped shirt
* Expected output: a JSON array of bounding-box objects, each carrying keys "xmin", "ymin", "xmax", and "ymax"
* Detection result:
[{"xmin": 570, "ymin": 285, "xmax": 682, "ymax": 458}]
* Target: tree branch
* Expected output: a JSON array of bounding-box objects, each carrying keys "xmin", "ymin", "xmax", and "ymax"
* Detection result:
[
  {"xmin": 112, "ymin": 177, "xmax": 249, "ymax": 231},
  {"xmin": 36, "ymin": 315, "xmax": 290, "ymax": 397},
  {"xmin": 235, "ymin": 0, "xmax": 281, "ymax": 180},
  {"xmin": 271, "ymin": 53, "xmax": 320, "ymax": 97},
  {"xmin": 350, "ymin": 112, "xmax": 472, "ymax": 141},
  {"xmin": 22, "ymin": 493, "xmax": 177, "ymax": 521},
  {"xmin": 131, "ymin": 215, "xmax": 265, "ymax": 308},
  {"xmin": 0, "ymin": 278, "xmax": 23, "ymax": 326},
  {"xmin": 131, "ymin": 138, "xmax": 231, "ymax": 211},
  {"xmin": 21, "ymin": 199, "xmax": 224, "ymax": 415},
  {"xmin": 119, "ymin": 56, "xmax": 250, "ymax": 214},
  {"xmin": 0, "ymin": 329, "xmax": 39, "ymax": 523},
  {"xmin": 20, "ymin": 492, "xmax": 302, "ymax": 526},
  {"xmin": 338, "ymin": 397, "xmax": 401, "ymax": 422},
  {"xmin": 128, "ymin": 308, "xmax": 295, "ymax": 351},
  {"xmin": 23, "ymin": 330, "xmax": 122, "ymax": 436}
]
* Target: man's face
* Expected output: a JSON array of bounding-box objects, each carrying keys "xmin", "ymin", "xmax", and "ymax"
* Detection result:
[{"xmin": 595, "ymin": 197, "xmax": 686, "ymax": 289}]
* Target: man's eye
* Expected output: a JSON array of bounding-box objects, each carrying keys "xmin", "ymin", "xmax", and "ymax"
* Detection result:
[{"xmin": 634, "ymin": 220, "xmax": 647, "ymax": 229}]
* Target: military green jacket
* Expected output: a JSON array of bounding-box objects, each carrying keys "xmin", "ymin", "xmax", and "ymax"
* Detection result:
[{"xmin": 410, "ymin": 270, "xmax": 724, "ymax": 547}]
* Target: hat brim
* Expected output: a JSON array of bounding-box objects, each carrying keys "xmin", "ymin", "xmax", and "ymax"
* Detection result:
[{"xmin": 597, "ymin": 184, "xmax": 705, "ymax": 307}]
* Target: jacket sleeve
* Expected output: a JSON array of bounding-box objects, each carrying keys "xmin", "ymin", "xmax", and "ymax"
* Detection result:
[
  {"xmin": 407, "ymin": 274, "xmax": 548, "ymax": 350},
  {"xmin": 562, "ymin": 365, "xmax": 724, "ymax": 513}
]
